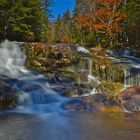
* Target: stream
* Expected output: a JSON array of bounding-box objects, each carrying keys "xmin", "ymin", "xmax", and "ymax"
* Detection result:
[
  {"xmin": 0, "ymin": 41, "xmax": 140, "ymax": 140},
  {"xmin": 0, "ymin": 111, "xmax": 140, "ymax": 140}
]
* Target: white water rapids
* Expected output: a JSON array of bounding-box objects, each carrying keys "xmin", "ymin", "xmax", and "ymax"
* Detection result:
[
  {"xmin": 0, "ymin": 40, "xmax": 66, "ymax": 113},
  {"xmin": 0, "ymin": 40, "xmax": 29, "ymax": 78}
]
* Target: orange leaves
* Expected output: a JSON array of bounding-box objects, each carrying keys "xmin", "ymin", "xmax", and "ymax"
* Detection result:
[
  {"xmin": 34, "ymin": 43, "xmax": 45, "ymax": 57},
  {"xmin": 61, "ymin": 35, "xmax": 71, "ymax": 43},
  {"xmin": 76, "ymin": 0, "xmax": 127, "ymax": 36},
  {"xmin": 35, "ymin": 43, "xmax": 45, "ymax": 51},
  {"xmin": 76, "ymin": 16, "xmax": 91, "ymax": 27},
  {"xmin": 92, "ymin": 0, "xmax": 123, "ymax": 8}
]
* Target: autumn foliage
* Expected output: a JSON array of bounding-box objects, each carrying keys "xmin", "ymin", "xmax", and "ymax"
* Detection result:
[
  {"xmin": 76, "ymin": 0, "xmax": 127, "ymax": 36},
  {"xmin": 61, "ymin": 35, "xmax": 72, "ymax": 43},
  {"xmin": 34, "ymin": 43, "xmax": 45, "ymax": 57}
]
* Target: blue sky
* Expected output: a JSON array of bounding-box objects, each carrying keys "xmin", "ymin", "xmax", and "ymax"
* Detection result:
[{"xmin": 49, "ymin": 0, "xmax": 75, "ymax": 20}]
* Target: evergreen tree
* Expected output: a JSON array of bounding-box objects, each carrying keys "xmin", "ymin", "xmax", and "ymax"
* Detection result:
[
  {"xmin": 124, "ymin": 0, "xmax": 140, "ymax": 47},
  {"xmin": 0, "ymin": 0, "xmax": 50, "ymax": 42}
]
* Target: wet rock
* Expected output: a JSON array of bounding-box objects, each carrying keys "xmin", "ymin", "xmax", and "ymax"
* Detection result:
[
  {"xmin": 118, "ymin": 86, "xmax": 140, "ymax": 112},
  {"xmin": 51, "ymin": 84, "xmax": 73, "ymax": 96},
  {"xmin": 0, "ymin": 80, "xmax": 17, "ymax": 109},
  {"xmin": 82, "ymin": 94, "xmax": 121, "ymax": 112},
  {"xmin": 62, "ymin": 86, "xmax": 140, "ymax": 112},
  {"xmin": 62, "ymin": 94, "xmax": 121, "ymax": 112},
  {"xmin": 62, "ymin": 99, "xmax": 88, "ymax": 111}
]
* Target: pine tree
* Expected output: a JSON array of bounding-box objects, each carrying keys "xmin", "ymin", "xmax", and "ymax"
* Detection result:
[{"xmin": 0, "ymin": 0, "xmax": 50, "ymax": 42}]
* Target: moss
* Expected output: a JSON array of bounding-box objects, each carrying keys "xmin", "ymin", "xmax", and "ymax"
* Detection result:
[{"xmin": 96, "ymin": 81, "xmax": 123, "ymax": 94}]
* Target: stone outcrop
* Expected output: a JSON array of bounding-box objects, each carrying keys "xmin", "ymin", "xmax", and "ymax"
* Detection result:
[
  {"xmin": 118, "ymin": 86, "xmax": 140, "ymax": 112},
  {"xmin": 62, "ymin": 86, "xmax": 140, "ymax": 112},
  {"xmin": 23, "ymin": 43, "xmax": 80, "ymax": 71},
  {"xmin": 62, "ymin": 94, "xmax": 121, "ymax": 112}
]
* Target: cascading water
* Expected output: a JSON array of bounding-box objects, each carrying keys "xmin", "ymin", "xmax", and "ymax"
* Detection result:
[
  {"xmin": 0, "ymin": 40, "xmax": 29, "ymax": 78},
  {"xmin": 88, "ymin": 58, "xmax": 92, "ymax": 76},
  {"xmin": 76, "ymin": 55, "xmax": 101, "ymax": 95},
  {"xmin": 77, "ymin": 48, "xmax": 140, "ymax": 94},
  {"xmin": 123, "ymin": 66, "xmax": 140, "ymax": 89},
  {"xmin": 109, "ymin": 50, "xmax": 140, "ymax": 89},
  {"xmin": 0, "ymin": 40, "xmax": 66, "ymax": 112},
  {"xmin": 87, "ymin": 58, "xmax": 101, "ymax": 94}
]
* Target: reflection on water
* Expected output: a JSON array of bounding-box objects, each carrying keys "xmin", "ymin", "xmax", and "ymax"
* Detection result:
[
  {"xmin": 0, "ymin": 111, "xmax": 82, "ymax": 140},
  {"xmin": 72, "ymin": 112, "xmax": 140, "ymax": 140},
  {"xmin": 0, "ymin": 111, "xmax": 140, "ymax": 140}
]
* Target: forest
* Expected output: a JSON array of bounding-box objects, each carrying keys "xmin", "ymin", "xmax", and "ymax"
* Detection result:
[{"xmin": 0, "ymin": 0, "xmax": 139, "ymax": 49}]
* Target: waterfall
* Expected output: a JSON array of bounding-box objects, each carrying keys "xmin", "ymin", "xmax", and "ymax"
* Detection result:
[
  {"xmin": 123, "ymin": 68, "xmax": 127, "ymax": 89},
  {"xmin": 87, "ymin": 58, "xmax": 100, "ymax": 84},
  {"xmin": 123, "ymin": 67, "xmax": 140, "ymax": 89},
  {"xmin": 77, "ymin": 58, "xmax": 88, "ymax": 83},
  {"xmin": 0, "ymin": 40, "xmax": 64, "ymax": 111},
  {"xmin": 88, "ymin": 58, "xmax": 93, "ymax": 76},
  {"xmin": 87, "ymin": 58, "xmax": 101, "ymax": 94},
  {"xmin": 0, "ymin": 40, "xmax": 29, "ymax": 78}
]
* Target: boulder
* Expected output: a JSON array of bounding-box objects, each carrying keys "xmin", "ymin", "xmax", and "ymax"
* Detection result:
[
  {"xmin": 118, "ymin": 86, "xmax": 140, "ymax": 112},
  {"xmin": 62, "ymin": 94, "xmax": 121, "ymax": 112},
  {"xmin": 62, "ymin": 86, "xmax": 140, "ymax": 112}
]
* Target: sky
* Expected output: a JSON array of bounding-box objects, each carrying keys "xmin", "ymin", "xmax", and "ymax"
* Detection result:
[{"xmin": 49, "ymin": 0, "xmax": 75, "ymax": 20}]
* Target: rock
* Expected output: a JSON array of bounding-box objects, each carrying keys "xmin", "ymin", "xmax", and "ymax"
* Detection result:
[
  {"xmin": 118, "ymin": 86, "xmax": 140, "ymax": 112},
  {"xmin": 51, "ymin": 84, "xmax": 72, "ymax": 96},
  {"xmin": 62, "ymin": 86, "xmax": 140, "ymax": 112},
  {"xmin": 0, "ymin": 80, "xmax": 17, "ymax": 109},
  {"xmin": 0, "ymin": 81, "xmax": 15, "ymax": 95},
  {"xmin": 62, "ymin": 99, "xmax": 88, "ymax": 111},
  {"xmin": 62, "ymin": 94, "xmax": 121, "ymax": 112},
  {"xmin": 24, "ymin": 43, "xmax": 80, "ymax": 71},
  {"xmin": 82, "ymin": 94, "xmax": 121, "ymax": 112}
]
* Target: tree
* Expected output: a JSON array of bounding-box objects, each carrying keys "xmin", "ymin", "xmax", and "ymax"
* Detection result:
[
  {"xmin": 52, "ymin": 9, "xmax": 76, "ymax": 43},
  {"xmin": 0, "ymin": 0, "xmax": 50, "ymax": 42},
  {"xmin": 53, "ymin": 15, "xmax": 63, "ymax": 42},
  {"xmin": 123, "ymin": 0, "xmax": 140, "ymax": 47},
  {"xmin": 76, "ymin": 0, "xmax": 127, "ymax": 47}
]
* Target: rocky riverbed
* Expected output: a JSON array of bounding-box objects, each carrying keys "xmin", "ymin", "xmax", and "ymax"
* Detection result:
[
  {"xmin": 1, "ymin": 41, "xmax": 140, "ymax": 114},
  {"xmin": 62, "ymin": 86, "xmax": 140, "ymax": 112}
]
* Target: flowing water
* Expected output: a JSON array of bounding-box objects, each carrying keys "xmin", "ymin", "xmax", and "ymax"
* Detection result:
[{"xmin": 0, "ymin": 41, "xmax": 140, "ymax": 140}]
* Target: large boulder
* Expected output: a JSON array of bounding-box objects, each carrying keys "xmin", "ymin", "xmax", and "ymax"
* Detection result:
[
  {"xmin": 118, "ymin": 86, "xmax": 140, "ymax": 112},
  {"xmin": 23, "ymin": 43, "xmax": 80, "ymax": 71},
  {"xmin": 62, "ymin": 86, "xmax": 140, "ymax": 112},
  {"xmin": 61, "ymin": 94, "xmax": 121, "ymax": 112}
]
